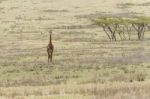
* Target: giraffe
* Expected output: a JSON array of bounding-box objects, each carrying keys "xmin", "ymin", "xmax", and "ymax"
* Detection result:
[{"xmin": 47, "ymin": 30, "xmax": 54, "ymax": 63}]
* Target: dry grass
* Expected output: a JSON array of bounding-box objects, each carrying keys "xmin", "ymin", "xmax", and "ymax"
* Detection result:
[
  {"xmin": 0, "ymin": 0, "xmax": 150, "ymax": 99},
  {"xmin": 0, "ymin": 82, "xmax": 150, "ymax": 99}
]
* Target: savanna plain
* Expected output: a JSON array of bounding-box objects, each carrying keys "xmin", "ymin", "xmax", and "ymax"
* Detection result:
[{"xmin": 1, "ymin": 0, "xmax": 150, "ymax": 99}]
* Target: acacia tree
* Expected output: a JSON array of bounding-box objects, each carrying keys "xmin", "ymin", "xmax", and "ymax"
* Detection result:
[
  {"xmin": 92, "ymin": 17, "xmax": 121, "ymax": 41},
  {"xmin": 131, "ymin": 16, "xmax": 150, "ymax": 40},
  {"xmin": 92, "ymin": 16, "xmax": 150, "ymax": 41},
  {"xmin": 121, "ymin": 18, "xmax": 133, "ymax": 40}
]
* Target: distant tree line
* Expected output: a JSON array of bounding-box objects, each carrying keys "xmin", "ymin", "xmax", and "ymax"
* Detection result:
[{"xmin": 92, "ymin": 16, "xmax": 150, "ymax": 41}]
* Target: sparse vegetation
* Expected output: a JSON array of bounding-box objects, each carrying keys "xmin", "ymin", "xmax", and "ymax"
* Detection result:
[
  {"xmin": 117, "ymin": 3, "xmax": 135, "ymax": 9},
  {"xmin": 0, "ymin": 0, "xmax": 150, "ymax": 99},
  {"xmin": 117, "ymin": 2, "xmax": 150, "ymax": 9}
]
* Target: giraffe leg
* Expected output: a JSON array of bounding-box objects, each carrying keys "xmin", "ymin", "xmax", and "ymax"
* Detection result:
[
  {"xmin": 47, "ymin": 50, "xmax": 50, "ymax": 64},
  {"xmin": 50, "ymin": 53, "xmax": 52, "ymax": 62},
  {"xmin": 48, "ymin": 55, "xmax": 50, "ymax": 64},
  {"xmin": 50, "ymin": 50, "xmax": 53, "ymax": 62}
]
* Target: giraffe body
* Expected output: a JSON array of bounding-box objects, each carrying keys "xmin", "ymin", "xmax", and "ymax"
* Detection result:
[{"xmin": 47, "ymin": 30, "xmax": 54, "ymax": 63}]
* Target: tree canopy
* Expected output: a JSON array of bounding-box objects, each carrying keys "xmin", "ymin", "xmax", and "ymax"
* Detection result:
[{"xmin": 92, "ymin": 16, "xmax": 150, "ymax": 41}]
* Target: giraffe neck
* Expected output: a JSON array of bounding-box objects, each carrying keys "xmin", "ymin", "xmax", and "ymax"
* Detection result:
[{"xmin": 49, "ymin": 33, "xmax": 52, "ymax": 45}]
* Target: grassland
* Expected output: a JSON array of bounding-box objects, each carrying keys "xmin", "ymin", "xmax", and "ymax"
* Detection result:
[{"xmin": 0, "ymin": 0, "xmax": 150, "ymax": 98}]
